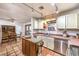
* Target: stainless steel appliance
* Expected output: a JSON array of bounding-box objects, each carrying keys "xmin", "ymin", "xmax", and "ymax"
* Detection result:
[
  {"xmin": 70, "ymin": 45, "xmax": 79, "ymax": 56},
  {"xmin": 54, "ymin": 38, "xmax": 68, "ymax": 55}
]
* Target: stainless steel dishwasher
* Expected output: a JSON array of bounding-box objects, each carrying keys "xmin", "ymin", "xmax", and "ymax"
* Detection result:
[
  {"xmin": 54, "ymin": 38, "xmax": 68, "ymax": 55},
  {"xmin": 70, "ymin": 45, "xmax": 79, "ymax": 56}
]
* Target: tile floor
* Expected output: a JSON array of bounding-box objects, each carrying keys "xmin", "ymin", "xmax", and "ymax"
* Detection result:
[
  {"xmin": 0, "ymin": 39, "xmax": 23, "ymax": 56},
  {"xmin": 0, "ymin": 38, "xmax": 61, "ymax": 56},
  {"xmin": 41, "ymin": 47, "xmax": 61, "ymax": 56}
]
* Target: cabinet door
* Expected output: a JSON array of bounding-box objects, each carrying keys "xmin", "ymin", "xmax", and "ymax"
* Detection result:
[
  {"xmin": 47, "ymin": 37, "xmax": 54, "ymax": 50},
  {"xmin": 43, "ymin": 37, "xmax": 54, "ymax": 50},
  {"xmin": 25, "ymin": 40, "xmax": 30, "ymax": 56},
  {"xmin": 30, "ymin": 41, "xmax": 37, "ymax": 56},
  {"xmin": 38, "ymin": 20, "xmax": 43, "ymax": 29},
  {"xmin": 33, "ymin": 19, "xmax": 44, "ymax": 29},
  {"xmin": 33, "ymin": 20, "xmax": 39, "ymax": 29},
  {"xmin": 77, "ymin": 14, "xmax": 79, "ymax": 28},
  {"xmin": 57, "ymin": 16, "xmax": 66, "ymax": 29},
  {"xmin": 66, "ymin": 14, "xmax": 77, "ymax": 28},
  {"xmin": 43, "ymin": 37, "xmax": 49, "ymax": 47},
  {"xmin": 22, "ymin": 39, "xmax": 26, "ymax": 55}
]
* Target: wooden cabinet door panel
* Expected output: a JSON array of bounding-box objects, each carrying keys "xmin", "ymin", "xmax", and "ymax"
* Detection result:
[
  {"xmin": 30, "ymin": 41, "xmax": 36, "ymax": 56},
  {"xmin": 25, "ymin": 40, "xmax": 30, "ymax": 56},
  {"xmin": 22, "ymin": 39, "xmax": 26, "ymax": 55},
  {"xmin": 22, "ymin": 38, "xmax": 39, "ymax": 56}
]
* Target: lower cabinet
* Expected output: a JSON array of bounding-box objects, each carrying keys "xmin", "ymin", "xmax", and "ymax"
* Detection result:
[
  {"xmin": 22, "ymin": 38, "xmax": 39, "ymax": 56},
  {"xmin": 42, "ymin": 36, "xmax": 54, "ymax": 50},
  {"xmin": 54, "ymin": 38, "xmax": 68, "ymax": 55},
  {"xmin": 22, "ymin": 38, "xmax": 26, "ymax": 55},
  {"xmin": 25, "ymin": 40, "xmax": 30, "ymax": 56},
  {"xmin": 30, "ymin": 41, "xmax": 38, "ymax": 56}
]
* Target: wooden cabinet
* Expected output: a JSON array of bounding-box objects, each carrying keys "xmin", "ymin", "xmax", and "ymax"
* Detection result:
[
  {"xmin": 30, "ymin": 41, "xmax": 37, "ymax": 56},
  {"xmin": 22, "ymin": 37, "xmax": 39, "ymax": 56},
  {"xmin": 22, "ymin": 39, "xmax": 26, "ymax": 55},
  {"xmin": 25, "ymin": 40, "xmax": 30, "ymax": 56}
]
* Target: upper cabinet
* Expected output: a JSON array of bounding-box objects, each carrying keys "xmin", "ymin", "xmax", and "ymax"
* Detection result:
[
  {"xmin": 33, "ymin": 19, "xmax": 39, "ymax": 29},
  {"xmin": 38, "ymin": 20, "xmax": 44, "ymax": 29},
  {"xmin": 57, "ymin": 16, "xmax": 66, "ymax": 29},
  {"xmin": 33, "ymin": 19, "xmax": 44, "ymax": 29},
  {"xmin": 57, "ymin": 13, "xmax": 79, "ymax": 29},
  {"xmin": 66, "ymin": 14, "xmax": 77, "ymax": 29}
]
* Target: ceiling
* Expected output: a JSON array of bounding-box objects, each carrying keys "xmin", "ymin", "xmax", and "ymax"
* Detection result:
[{"xmin": 0, "ymin": 3, "xmax": 78, "ymax": 23}]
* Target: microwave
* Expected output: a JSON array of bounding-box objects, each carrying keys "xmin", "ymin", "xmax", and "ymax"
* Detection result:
[{"xmin": 48, "ymin": 26, "xmax": 56, "ymax": 31}]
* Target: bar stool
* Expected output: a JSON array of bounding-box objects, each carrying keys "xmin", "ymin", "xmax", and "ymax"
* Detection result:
[{"xmin": 36, "ymin": 40, "xmax": 44, "ymax": 56}]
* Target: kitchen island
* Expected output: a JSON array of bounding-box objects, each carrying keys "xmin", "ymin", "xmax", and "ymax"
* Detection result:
[
  {"xmin": 22, "ymin": 36, "xmax": 44, "ymax": 56},
  {"xmin": 22, "ymin": 36, "xmax": 39, "ymax": 56}
]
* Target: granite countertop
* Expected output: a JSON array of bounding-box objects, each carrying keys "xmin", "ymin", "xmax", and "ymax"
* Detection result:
[
  {"xmin": 34, "ymin": 33, "xmax": 79, "ymax": 47},
  {"xmin": 69, "ymin": 39, "xmax": 79, "ymax": 47},
  {"xmin": 22, "ymin": 33, "xmax": 79, "ymax": 47},
  {"xmin": 22, "ymin": 36, "xmax": 42, "ymax": 43},
  {"xmin": 34, "ymin": 33, "xmax": 71, "ymax": 40}
]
